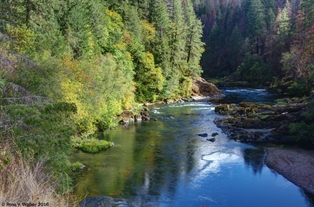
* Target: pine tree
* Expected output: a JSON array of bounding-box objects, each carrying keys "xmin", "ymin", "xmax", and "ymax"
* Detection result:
[
  {"xmin": 148, "ymin": 0, "xmax": 173, "ymax": 98},
  {"xmin": 183, "ymin": 0, "xmax": 204, "ymax": 77},
  {"xmin": 245, "ymin": 0, "xmax": 266, "ymax": 55},
  {"xmin": 169, "ymin": 0, "xmax": 187, "ymax": 74},
  {"xmin": 229, "ymin": 25, "xmax": 243, "ymax": 71}
]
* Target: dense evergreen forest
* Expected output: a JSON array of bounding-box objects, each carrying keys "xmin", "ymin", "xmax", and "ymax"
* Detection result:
[
  {"xmin": 1, "ymin": 0, "xmax": 314, "ymax": 204},
  {"xmin": 0, "ymin": 0, "xmax": 204, "ymax": 199},
  {"xmin": 195, "ymin": 0, "xmax": 314, "ymax": 96}
]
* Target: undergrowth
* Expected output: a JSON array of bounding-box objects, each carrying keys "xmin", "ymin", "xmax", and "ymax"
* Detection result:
[
  {"xmin": 72, "ymin": 137, "xmax": 111, "ymax": 153},
  {"xmin": 0, "ymin": 144, "xmax": 77, "ymax": 206}
]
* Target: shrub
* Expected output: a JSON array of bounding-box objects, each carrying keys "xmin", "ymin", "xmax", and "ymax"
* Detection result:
[
  {"xmin": 287, "ymin": 80, "xmax": 310, "ymax": 97},
  {"xmin": 236, "ymin": 52, "xmax": 270, "ymax": 85},
  {"xmin": 70, "ymin": 162, "xmax": 85, "ymax": 171},
  {"xmin": 72, "ymin": 137, "xmax": 111, "ymax": 153},
  {"xmin": 289, "ymin": 100, "xmax": 314, "ymax": 144}
]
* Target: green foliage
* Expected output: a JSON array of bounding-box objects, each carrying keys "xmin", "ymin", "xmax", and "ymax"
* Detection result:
[
  {"xmin": 289, "ymin": 100, "xmax": 314, "ymax": 143},
  {"xmin": 0, "ymin": 152, "xmax": 10, "ymax": 171},
  {"xmin": 256, "ymin": 114, "xmax": 269, "ymax": 120},
  {"xmin": 275, "ymin": 100, "xmax": 287, "ymax": 105},
  {"xmin": 287, "ymin": 80, "xmax": 310, "ymax": 97},
  {"xmin": 72, "ymin": 137, "xmax": 111, "ymax": 153},
  {"xmin": 183, "ymin": 0, "xmax": 204, "ymax": 77},
  {"xmin": 236, "ymin": 53, "xmax": 269, "ymax": 85},
  {"xmin": 0, "ymin": 0, "xmax": 205, "ymax": 193},
  {"xmin": 179, "ymin": 77, "xmax": 193, "ymax": 97},
  {"xmin": 43, "ymin": 102, "xmax": 77, "ymax": 114},
  {"xmin": 290, "ymin": 121, "xmax": 314, "ymax": 143},
  {"xmin": 135, "ymin": 52, "xmax": 164, "ymax": 102},
  {"xmin": 1, "ymin": 103, "xmax": 75, "ymax": 191},
  {"xmin": 6, "ymin": 24, "xmax": 36, "ymax": 55},
  {"xmin": 70, "ymin": 162, "xmax": 85, "ymax": 171},
  {"xmin": 196, "ymin": 0, "xmax": 314, "ymax": 91},
  {"xmin": 245, "ymin": 0, "xmax": 266, "ymax": 39}
]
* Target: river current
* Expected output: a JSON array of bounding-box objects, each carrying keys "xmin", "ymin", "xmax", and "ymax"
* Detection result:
[{"xmin": 72, "ymin": 88, "xmax": 314, "ymax": 207}]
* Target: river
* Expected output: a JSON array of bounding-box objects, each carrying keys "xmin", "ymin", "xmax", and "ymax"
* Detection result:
[{"xmin": 72, "ymin": 88, "xmax": 314, "ymax": 207}]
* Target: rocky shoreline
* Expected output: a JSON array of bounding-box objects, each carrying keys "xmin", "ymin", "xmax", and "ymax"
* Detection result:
[
  {"xmin": 214, "ymin": 99, "xmax": 308, "ymax": 143},
  {"xmin": 265, "ymin": 148, "xmax": 314, "ymax": 194},
  {"xmin": 118, "ymin": 77, "xmax": 223, "ymax": 125},
  {"xmin": 213, "ymin": 96, "xmax": 314, "ymax": 195}
]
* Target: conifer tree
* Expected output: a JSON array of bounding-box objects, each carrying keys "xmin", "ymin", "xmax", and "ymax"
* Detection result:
[
  {"xmin": 148, "ymin": 0, "xmax": 173, "ymax": 98},
  {"xmin": 183, "ymin": 0, "xmax": 204, "ymax": 77},
  {"xmin": 245, "ymin": 0, "xmax": 266, "ymax": 55},
  {"xmin": 169, "ymin": 0, "xmax": 187, "ymax": 74},
  {"xmin": 229, "ymin": 25, "xmax": 243, "ymax": 71}
]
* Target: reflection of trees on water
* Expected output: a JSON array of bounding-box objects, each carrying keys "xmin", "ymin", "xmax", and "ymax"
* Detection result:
[
  {"xmin": 123, "ymin": 107, "xmax": 198, "ymax": 200},
  {"xmin": 242, "ymin": 148, "xmax": 265, "ymax": 174}
]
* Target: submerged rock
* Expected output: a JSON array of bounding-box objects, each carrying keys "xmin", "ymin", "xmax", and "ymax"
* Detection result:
[
  {"xmin": 207, "ymin": 138, "xmax": 216, "ymax": 142},
  {"xmin": 140, "ymin": 109, "xmax": 150, "ymax": 121},
  {"xmin": 197, "ymin": 133, "xmax": 208, "ymax": 137}
]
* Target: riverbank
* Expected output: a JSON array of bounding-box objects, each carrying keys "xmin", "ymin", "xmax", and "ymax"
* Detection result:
[
  {"xmin": 265, "ymin": 148, "xmax": 314, "ymax": 194},
  {"xmin": 0, "ymin": 145, "xmax": 77, "ymax": 206}
]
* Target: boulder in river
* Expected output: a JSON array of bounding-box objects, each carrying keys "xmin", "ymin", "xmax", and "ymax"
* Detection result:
[
  {"xmin": 119, "ymin": 108, "xmax": 151, "ymax": 124},
  {"xmin": 119, "ymin": 110, "xmax": 134, "ymax": 125},
  {"xmin": 191, "ymin": 77, "xmax": 223, "ymax": 97},
  {"xmin": 207, "ymin": 138, "xmax": 216, "ymax": 142},
  {"xmin": 197, "ymin": 133, "xmax": 208, "ymax": 137},
  {"xmin": 140, "ymin": 109, "xmax": 150, "ymax": 121}
]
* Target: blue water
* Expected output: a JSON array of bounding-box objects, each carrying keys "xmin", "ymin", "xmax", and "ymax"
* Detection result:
[
  {"xmin": 215, "ymin": 88, "xmax": 281, "ymax": 104},
  {"xmin": 73, "ymin": 89, "xmax": 313, "ymax": 207}
]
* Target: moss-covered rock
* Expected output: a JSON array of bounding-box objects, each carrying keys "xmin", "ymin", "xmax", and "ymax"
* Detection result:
[{"xmin": 214, "ymin": 99, "xmax": 308, "ymax": 143}]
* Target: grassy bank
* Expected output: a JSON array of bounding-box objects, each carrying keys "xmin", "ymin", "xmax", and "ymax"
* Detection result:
[{"xmin": 0, "ymin": 144, "xmax": 77, "ymax": 206}]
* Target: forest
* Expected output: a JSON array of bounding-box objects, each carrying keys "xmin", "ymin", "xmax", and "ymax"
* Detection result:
[
  {"xmin": 1, "ymin": 0, "xmax": 314, "ymax": 205},
  {"xmin": 0, "ymin": 0, "xmax": 204, "ymax": 203},
  {"xmin": 196, "ymin": 0, "xmax": 314, "ymax": 97}
]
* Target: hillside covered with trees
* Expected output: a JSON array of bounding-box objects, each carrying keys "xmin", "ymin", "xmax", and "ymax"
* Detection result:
[
  {"xmin": 0, "ymin": 0, "xmax": 204, "ymax": 202},
  {"xmin": 195, "ymin": 0, "xmax": 314, "ymax": 96},
  {"xmin": 2, "ymin": 0, "xmax": 314, "ymax": 204}
]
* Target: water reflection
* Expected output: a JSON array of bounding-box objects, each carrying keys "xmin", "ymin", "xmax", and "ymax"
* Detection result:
[
  {"xmin": 242, "ymin": 148, "xmax": 265, "ymax": 174},
  {"xmin": 72, "ymin": 101, "xmax": 314, "ymax": 207}
]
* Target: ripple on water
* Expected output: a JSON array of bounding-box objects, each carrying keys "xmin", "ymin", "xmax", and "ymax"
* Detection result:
[{"xmin": 73, "ymin": 92, "xmax": 313, "ymax": 207}]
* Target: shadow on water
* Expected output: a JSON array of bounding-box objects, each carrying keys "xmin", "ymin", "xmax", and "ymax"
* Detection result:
[{"xmin": 73, "ymin": 95, "xmax": 314, "ymax": 207}]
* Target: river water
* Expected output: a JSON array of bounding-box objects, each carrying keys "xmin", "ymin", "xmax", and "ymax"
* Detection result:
[{"xmin": 72, "ymin": 88, "xmax": 314, "ymax": 207}]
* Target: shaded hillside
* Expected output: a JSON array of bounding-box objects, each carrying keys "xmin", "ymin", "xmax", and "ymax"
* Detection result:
[{"xmin": 194, "ymin": 0, "xmax": 313, "ymax": 96}]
